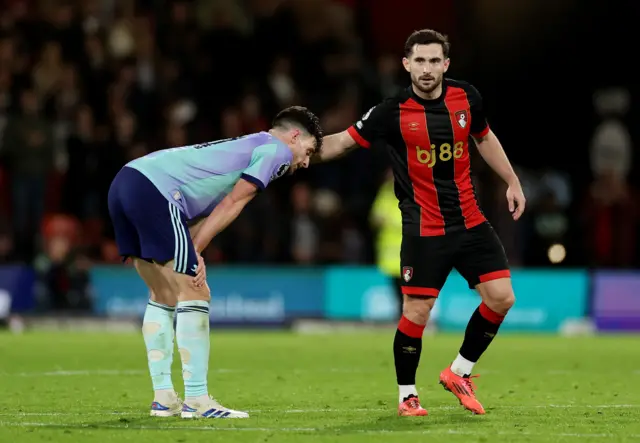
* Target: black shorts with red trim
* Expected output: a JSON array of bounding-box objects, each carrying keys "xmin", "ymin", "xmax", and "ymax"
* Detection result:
[{"xmin": 400, "ymin": 222, "xmax": 510, "ymax": 297}]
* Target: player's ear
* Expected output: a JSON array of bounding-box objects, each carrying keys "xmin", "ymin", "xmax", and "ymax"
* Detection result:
[
  {"xmin": 290, "ymin": 128, "xmax": 300, "ymax": 143},
  {"xmin": 443, "ymin": 58, "xmax": 450, "ymax": 73},
  {"xmin": 402, "ymin": 57, "xmax": 411, "ymax": 73}
]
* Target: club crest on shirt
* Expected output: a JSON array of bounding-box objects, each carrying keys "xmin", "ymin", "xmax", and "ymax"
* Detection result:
[
  {"xmin": 271, "ymin": 162, "xmax": 290, "ymax": 181},
  {"xmin": 402, "ymin": 266, "xmax": 413, "ymax": 282},
  {"xmin": 455, "ymin": 110, "xmax": 468, "ymax": 128},
  {"xmin": 172, "ymin": 190, "xmax": 182, "ymax": 201}
]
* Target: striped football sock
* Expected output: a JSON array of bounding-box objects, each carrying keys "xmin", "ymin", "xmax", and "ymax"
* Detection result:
[
  {"xmin": 142, "ymin": 300, "xmax": 176, "ymax": 392},
  {"xmin": 176, "ymin": 300, "xmax": 210, "ymax": 399}
]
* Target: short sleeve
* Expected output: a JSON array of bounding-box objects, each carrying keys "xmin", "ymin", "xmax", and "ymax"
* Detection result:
[
  {"xmin": 467, "ymin": 85, "xmax": 490, "ymax": 138},
  {"xmin": 347, "ymin": 100, "xmax": 394, "ymax": 148},
  {"xmin": 241, "ymin": 143, "xmax": 292, "ymax": 190}
]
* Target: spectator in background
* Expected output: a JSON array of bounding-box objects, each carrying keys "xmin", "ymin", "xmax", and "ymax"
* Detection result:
[
  {"xmin": 53, "ymin": 64, "xmax": 83, "ymax": 127},
  {"xmin": 0, "ymin": 218, "xmax": 15, "ymax": 263},
  {"xmin": 375, "ymin": 54, "xmax": 404, "ymax": 99},
  {"xmin": 0, "ymin": 0, "xmax": 631, "ymax": 272},
  {"xmin": 0, "ymin": 67, "xmax": 12, "ymax": 150},
  {"xmin": 33, "ymin": 217, "xmax": 91, "ymax": 313},
  {"xmin": 240, "ymin": 92, "xmax": 269, "ymax": 134},
  {"xmin": 315, "ymin": 188, "xmax": 344, "ymax": 263},
  {"xmin": 81, "ymin": 34, "xmax": 110, "ymax": 119},
  {"xmin": 2, "ymin": 88, "xmax": 54, "ymax": 258},
  {"xmin": 289, "ymin": 182, "xmax": 320, "ymax": 264},
  {"xmin": 265, "ymin": 56, "xmax": 298, "ymax": 112},
  {"xmin": 32, "ymin": 42, "xmax": 64, "ymax": 98},
  {"xmin": 582, "ymin": 87, "xmax": 638, "ymax": 267},
  {"xmin": 64, "ymin": 105, "xmax": 104, "ymax": 220},
  {"xmin": 582, "ymin": 170, "xmax": 639, "ymax": 267},
  {"xmin": 370, "ymin": 168, "xmax": 403, "ymax": 313},
  {"xmin": 220, "ymin": 107, "xmax": 243, "ymax": 138},
  {"xmin": 590, "ymin": 88, "xmax": 632, "ymax": 181}
]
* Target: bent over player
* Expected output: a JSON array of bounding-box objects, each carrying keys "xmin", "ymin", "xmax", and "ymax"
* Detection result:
[
  {"xmin": 108, "ymin": 106, "xmax": 323, "ymax": 418},
  {"xmin": 314, "ymin": 30, "xmax": 525, "ymax": 416}
]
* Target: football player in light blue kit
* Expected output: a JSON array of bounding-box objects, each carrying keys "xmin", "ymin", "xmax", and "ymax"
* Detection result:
[{"xmin": 108, "ymin": 106, "xmax": 323, "ymax": 418}]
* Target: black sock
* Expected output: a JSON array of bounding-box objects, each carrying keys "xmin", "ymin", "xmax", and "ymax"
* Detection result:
[
  {"xmin": 459, "ymin": 302, "xmax": 504, "ymax": 364},
  {"xmin": 394, "ymin": 315, "xmax": 425, "ymax": 386}
]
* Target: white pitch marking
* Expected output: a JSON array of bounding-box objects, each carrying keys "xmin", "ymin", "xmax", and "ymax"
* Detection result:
[
  {"xmin": 0, "ymin": 421, "xmax": 637, "ymax": 439},
  {"xmin": 0, "ymin": 368, "xmax": 238, "ymax": 377},
  {"xmin": 2, "ymin": 404, "xmax": 638, "ymax": 417}
]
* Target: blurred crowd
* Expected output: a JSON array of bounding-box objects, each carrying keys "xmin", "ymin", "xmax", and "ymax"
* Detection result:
[{"xmin": 0, "ymin": 0, "xmax": 637, "ymax": 309}]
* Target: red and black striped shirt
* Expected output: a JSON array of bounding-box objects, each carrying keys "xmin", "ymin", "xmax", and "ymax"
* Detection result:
[{"xmin": 348, "ymin": 79, "xmax": 489, "ymax": 237}]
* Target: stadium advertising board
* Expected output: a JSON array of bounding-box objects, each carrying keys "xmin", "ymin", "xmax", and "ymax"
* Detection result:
[
  {"xmin": 90, "ymin": 266, "xmax": 325, "ymax": 327},
  {"xmin": 0, "ymin": 265, "xmax": 35, "ymax": 315},
  {"xmin": 324, "ymin": 268, "xmax": 589, "ymax": 332},
  {"xmin": 592, "ymin": 271, "xmax": 640, "ymax": 331},
  {"xmin": 433, "ymin": 270, "xmax": 589, "ymax": 332},
  {"xmin": 324, "ymin": 267, "xmax": 399, "ymax": 321}
]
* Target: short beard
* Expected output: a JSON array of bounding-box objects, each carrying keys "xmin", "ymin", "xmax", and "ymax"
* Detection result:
[{"xmin": 413, "ymin": 75, "xmax": 441, "ymax": 95}]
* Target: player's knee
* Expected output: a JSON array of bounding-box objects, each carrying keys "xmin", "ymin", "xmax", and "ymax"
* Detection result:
[
  {"xmin": 175, "ymin": 274, "xmax": 211, "ymax": 302},
  {"xmin": 486, "ymin": 289, "xmax": 515, "ymax": 314},
  {"xmin": 179, "ymin": 285, "xmax": 211, "ymax": 303},
  {"xmin": 150, "ymin": 289, "xmax": 177, "ymax": 307},
  {"xmin": 403, "ymin": 296, "xmax": 435, "ymax": 324}
]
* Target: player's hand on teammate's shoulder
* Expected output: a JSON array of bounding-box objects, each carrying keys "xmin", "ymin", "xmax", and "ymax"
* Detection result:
[
  {"xmin": 506, "ymin": 180, "xmax": 526, "ymax": 221},
  {"xmin": 193, "ymin": 255, "xmax": 207, "ymax": 289}
]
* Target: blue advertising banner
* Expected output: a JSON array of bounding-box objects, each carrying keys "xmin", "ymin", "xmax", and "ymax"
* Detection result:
[
  {"xmin": 325, "ymin": 267, "xmax": 399, "ymax": 321},
  {"xmin": 89, "ymin": 266, "xmax": 325, "ymax": 326},
  {"xmin": 89, "ymin": 265, "xmax": 591, "ymax": 331},
  {"xmin": 593, "ymin": 271, "xmax": 640, "ymax": 331},
  {"xmin": 0, "ymin": 265, "xmax": 36, "ymax": 314},
  {"xmin": 433, "ymin": 270, "xmax": 589, "ymax": 332}
]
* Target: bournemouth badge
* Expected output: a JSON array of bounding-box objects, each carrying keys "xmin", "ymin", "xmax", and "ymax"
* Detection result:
[
  {"xmin": 455, "ymin": 110, "xmax": 468, "ymax": 129},
  {"xmin": 402, "ymin": 266, "xmax": 413, "ymax": 282}
]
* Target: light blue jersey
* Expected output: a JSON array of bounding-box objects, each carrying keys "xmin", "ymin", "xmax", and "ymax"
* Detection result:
[{"xmin": 126, "ymin": 132, "xmax": 293, "ymax": 220}]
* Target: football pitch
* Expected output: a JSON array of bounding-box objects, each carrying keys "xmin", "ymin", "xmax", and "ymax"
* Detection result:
[{"xmin": 1, "ymin": 331, "xmax": 639, "ymax": 442}]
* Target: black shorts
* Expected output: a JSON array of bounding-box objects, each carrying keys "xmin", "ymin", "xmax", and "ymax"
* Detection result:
[{"xmin": 400, "ymin": 222, "xmax": 510, "ymax": 297}]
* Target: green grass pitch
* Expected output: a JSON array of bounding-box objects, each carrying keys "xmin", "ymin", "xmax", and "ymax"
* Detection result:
[{"xmin": 1, "ymin": 331, "xmax": 639, "ymax": 442}]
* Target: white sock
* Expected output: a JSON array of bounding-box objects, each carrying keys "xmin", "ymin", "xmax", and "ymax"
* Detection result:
[
  {"xmin": 154, "ymin": 389, "xmax": 177, "ymax": 402},
  {"xmin": 176, "ymin": 300, "xmax": 210, "ymax": 399},
  {"xmin": 450, "ymin": 353, "xmax": 475, "ymax": 376},
  {"xmin": 142, "ymin": 300, "xmax": 176, "ymax": 393},
  {"xmin": 398, "ymin": 385, "xmax": 418, "ymax": 403}
]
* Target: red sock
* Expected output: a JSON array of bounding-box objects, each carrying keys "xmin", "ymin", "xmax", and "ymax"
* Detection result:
[
  {"xmin": 398, "ymin": 315, "xmax": 426, "ymax": 338},
  {"xmin": 479, "ymin": 302, "xmax": 505, "ymax": 325}
]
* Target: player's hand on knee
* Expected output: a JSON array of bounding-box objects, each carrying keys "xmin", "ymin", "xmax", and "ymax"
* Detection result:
[{"xmin": 193, "ymin": 255, "xmax": 206, "ymax": 289}]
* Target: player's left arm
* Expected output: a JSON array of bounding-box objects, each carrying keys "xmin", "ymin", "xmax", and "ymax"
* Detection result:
[{"xmin": 468, "ymin": 85, "xmax": 526, "ymax": 220}]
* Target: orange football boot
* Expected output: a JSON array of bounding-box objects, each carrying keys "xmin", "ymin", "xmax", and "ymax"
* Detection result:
[
  {"xmin": 398, "ymin": 395, "xmax": 428, "ymax": 417},
  {"xmin": 439, "ymin": 367, "xmax": 485, "ymax": 414}
]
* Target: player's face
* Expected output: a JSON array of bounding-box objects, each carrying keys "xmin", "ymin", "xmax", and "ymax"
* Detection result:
[
  {"xmin": 402, "ymin": 44, "xmax": 450, "ymax": 95},
  {"xmin": 288, "ymin": 131, "xmax": 316, "ymax": 173}
]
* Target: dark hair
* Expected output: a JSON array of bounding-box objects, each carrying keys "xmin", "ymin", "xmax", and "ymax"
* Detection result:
[
  {"xmin": 404, "ymin": 29, "xmax": 450, "ymax": 58},
  {"xmin": 273, "ymin": 106, "xmax": 323, "ymax": 152}
]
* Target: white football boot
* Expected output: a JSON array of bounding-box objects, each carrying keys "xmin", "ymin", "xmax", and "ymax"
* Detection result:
[
  {"xmin": 150, "ymin": 391, "xmax": 183, "ymax": 417},
  {"xmin": 181, "ymin": 396, "xmax": 249, "ymax": 419}
]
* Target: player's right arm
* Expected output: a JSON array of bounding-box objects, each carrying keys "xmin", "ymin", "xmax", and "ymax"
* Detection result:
[
  {"xmin": 311, "ymin": 130, "xmax": 359, "ymax": 163},
  {"xmin": 312, "ymin": 101, "xmax": 393, "ymax": 163},
  {"xmin": 191, "ymin": 179, "xmax": 258, "ymax": 253},
  {"xmin": 191, "ymin": 143, "xmax": 290, "ymax": 253}
]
